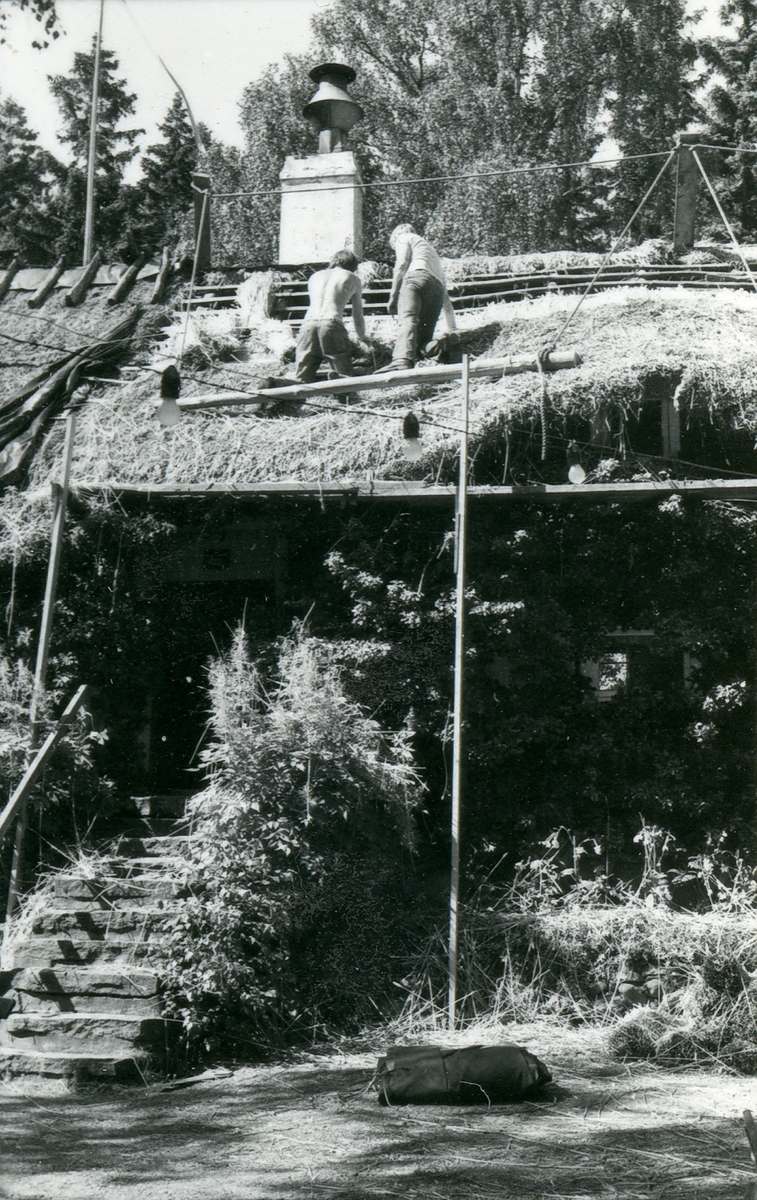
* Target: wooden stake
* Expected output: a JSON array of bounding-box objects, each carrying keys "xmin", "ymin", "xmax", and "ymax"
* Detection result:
[
  {"xmin": 0, "ymin": 257, "xmax": 20, "ymax": 302},
  {"xmin": 448, "ymin": 354, "xmax": 469, "ymax": 1032},
  {"xmin": 150, "ymin": 247, "xmax": 172, "ymax": 305},
  {"xmin": 27, "ymin": 258, "xmax": 65, "ymax": 309},
  {"xmin": 65, "ymin": 249, "xmax": 103, "ymax": 307},
  {"xmin": 106, "ymin": 253, "xmax": 147, "ymax": 305},
  {"xmin": 4, "ymin": 411, "xmax": 76, "ymax": 925}
]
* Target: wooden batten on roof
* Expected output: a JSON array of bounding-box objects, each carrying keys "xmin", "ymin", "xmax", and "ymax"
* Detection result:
[
  {"xmin": 27, "ymin": 258, "xmax": 65, "ymax": 309},
  {"xmin": 150, "ymin": 247, "xmax": 172, "ymax": 305},
  {"xmin": 0, "ymin": 258, "xmax": 20, "ymax": 302},
  {"xmin": 65, "ymin": 250, "xmax": 104, "ymax": 307},
  {"xmin": 107, "ymin": 253, "xmax": 148, "ymax": 306}
]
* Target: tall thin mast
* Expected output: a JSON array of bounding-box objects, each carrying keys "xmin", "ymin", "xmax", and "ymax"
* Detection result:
[{"xmin": 83, "ymin": 0, "xmax": 105, "ymax": 266}]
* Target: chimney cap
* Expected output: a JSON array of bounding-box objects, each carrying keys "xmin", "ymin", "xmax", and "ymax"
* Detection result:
[{"xmin": 309, "ymin": 62, "xmax": 357, "ymax": 86}]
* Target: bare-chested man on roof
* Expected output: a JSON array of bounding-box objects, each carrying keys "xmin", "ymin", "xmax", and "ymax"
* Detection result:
[{"xmin": 294, "ymin": 249, "xmax": 371, "ymax": 382}]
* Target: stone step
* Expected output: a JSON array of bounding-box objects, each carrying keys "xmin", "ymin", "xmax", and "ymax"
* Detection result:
[
  {"xmin": 49, "ymin": 874, "xmax": 188, "ymax": 902},
  {"xmin": 6, "ymin": 935, "xmax": 170, "ymax": 969},
  {"xmin": 99, "ymin": 855, "xmax": 189, "ymax": 876},
  {"xmin": 7, "ymin": 966, "xmax": 163, "ymax": 1017},
  {"xmin": 0, "ymin": 1012, "xmax": 180, "ymax": 1055},
  {"xmin": 30, "ymin": 907, "xmax": 171, "ymax": 936},
  {"xmin": 0, "ymin": 1047, "xmax": 152, "ymax": 1081},
  {"xmin": 108, "ymin": 834, "xmax": 193, "ymax": 858},
  {"xmin": 11, "ymin": 966, "xmax": 160, "ymax": 997},
  {"xmin": 13, "ymin": 989, "xmax": 162, "ymax": 1016}
]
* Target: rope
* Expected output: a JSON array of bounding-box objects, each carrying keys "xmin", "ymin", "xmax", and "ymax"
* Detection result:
[
  {"xmin": 209, "ymin": 149, "xmax": 673, "ymax": 202},
  {"xmin": 691, "ymin": 150, "xmax": 757, "ymax": 298},
  {"xmin": 553, "ymin": 149, "xmax": 677, "ymax": 345}
]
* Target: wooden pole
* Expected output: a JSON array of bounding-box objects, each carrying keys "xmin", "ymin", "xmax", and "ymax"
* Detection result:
[
  {"xmin": 65, "ymin": 248, "xmax": 103, "ymax": 307},
  {"xmin": 673, "ymin": 134, "xmax": 700, "ymax": 254},
  {"xmin": 448, "ymin": 354, "xmax": 469, "ymax": 1031},
  {"xmin": 178, "ymin": 350, "xmax": 582, "ymax": 411},
  {"xmin": 192, "ymin": 173, "xmax": 211, "ymax": 274},
  {"xmin": 0, "ymin": 257, "xmax": 20, "ymax": 303},
  {"xmin": 27, "ymin": 258, "xmax": 65, "ymax": 309},
  {"xmin": 4, "ymin": 411, "xmax": 76, "ymax": 925},
  {"xmin": 107, "ymin": 252, "xmax": 147, "ymax": 305},
  {"xmin": 83, "ymin": 0, "xmax": 105, "ymax": 266},
  {"xmin": 150, "ymin": 247, "xmax": 172, "ymax": 305}
]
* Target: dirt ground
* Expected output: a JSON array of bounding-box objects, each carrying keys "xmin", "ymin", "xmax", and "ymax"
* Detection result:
[{"xmin": 2, "ymin": 1023, "xmax": 757, "ymax": 1200}]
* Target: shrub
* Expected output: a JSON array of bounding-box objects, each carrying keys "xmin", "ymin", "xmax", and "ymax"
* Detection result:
[{"xmin": 162, "ymin": 623, "xmax": 424, "ymax": 1054}]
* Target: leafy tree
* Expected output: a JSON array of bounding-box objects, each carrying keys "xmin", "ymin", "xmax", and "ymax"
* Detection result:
[
  {"xmin": 48, "ymin": 39, "xmax": 143, "ymax": 261},
  {"xmin": 602, "ymin": 0, "xmax": 700, "ymax": 237},
  {"xmin": 234, "ymin": 0, "xmax": 699, "ymax": 258},
  {"xmin": 702, "ymin": 0, "xmax": 757, "ymax": 238},
  {"xmin": 0, "ymin": 95, "xmax": 58, "ymax": 262}
]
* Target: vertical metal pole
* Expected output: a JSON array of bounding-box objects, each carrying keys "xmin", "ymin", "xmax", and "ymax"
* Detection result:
[
  {"xmin": 448, "ymin": 354, "xmax": 469, "ymax": 1031},
  {"xmin": 4, "ymin": 413, "xmax": 77, "ymax": 927},
  {"xmin": 83, "ymin": 0, "xmax": 105, "ymax": 266}
]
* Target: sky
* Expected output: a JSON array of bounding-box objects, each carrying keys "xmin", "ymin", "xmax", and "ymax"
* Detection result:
[
  {"xmin": 0, "ymin": 0, "xmax": 327, "ymax": 165},
  {"xmin": 0, "ymin": 0, "xmax": 730, "ymax": 175}
]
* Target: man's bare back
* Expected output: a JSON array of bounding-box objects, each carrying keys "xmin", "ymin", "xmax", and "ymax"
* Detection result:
[{"xmin": 305, "ymin": 266, "xmax": 367, "ymax": 340}]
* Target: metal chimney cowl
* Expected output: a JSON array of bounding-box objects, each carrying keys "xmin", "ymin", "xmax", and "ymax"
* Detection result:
[{"xmin": 302, "ymin": 63, "xmax": 364, "ymax": 154}]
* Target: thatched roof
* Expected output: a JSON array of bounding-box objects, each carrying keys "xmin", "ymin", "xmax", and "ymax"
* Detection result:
[
  {"xmin": 17, "ymin": 283, "xmax": 757, "ymax": 496},
  {"xmin": 3, "ymin": 244, "xmax": 757, "ymax": 509}
]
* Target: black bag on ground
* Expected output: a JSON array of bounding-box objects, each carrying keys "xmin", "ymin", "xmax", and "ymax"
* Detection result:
[{"xmin": 376, "ymin": 1044, "xmax": 552, "ymax": 1106}]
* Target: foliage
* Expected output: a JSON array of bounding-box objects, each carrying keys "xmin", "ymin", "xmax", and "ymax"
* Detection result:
[
  {"xmin": 0, "ymin": 95, "xmax": 58, "ymax": 262},
  {"xmin": 320, "ymin": 496, "xmax": 757, "ymax": 873},
  {"xmin": 230, "ymin": 0, "xmax": 700, "ymax": 258},
  {"xmin": 600, "ymin": 0, "xmax": 700, "ymax": 237},
  {"xmin": 123, "ymin": 93, "xmax": 197, "ymax": 258},
  {"xmin": 162, "ymin": 624, "xmax": 424, "ymax": 1051},
  {"xmin": 0, "ymin": 640, "xmax": 115, "ymax": 901},
  {"xmin": 394, "ymin": 825, "xmax": 757, "ymax": 1069},
  {"xmin": 47, "ymin": 39, "xmax": 143, "ymax": 261},
  {"xmin": 702, "ymin": 0, "xmax": 757, "ymax": 239},
  {"xmin": 0, "ymin": 0, "xmax": 59, "ymax": 47}
]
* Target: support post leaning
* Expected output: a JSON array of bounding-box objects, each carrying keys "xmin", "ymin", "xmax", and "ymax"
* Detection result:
[{"xmin": 448, "ymin": 354, "xmax": 470, "ymax": 1031}]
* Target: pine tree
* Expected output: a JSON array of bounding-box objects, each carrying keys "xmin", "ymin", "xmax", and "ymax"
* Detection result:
[
  {"xmin": 702, "ymin": 0, "xmax": 757, "ymax": 238},
  {"xmin": 0, "ymin": 95, "xmax": 58, "ymax": 263},
  {"xmin": 48, "ymin": 39, "xmax": 143, "ymax": 261},
  {"xmin": 126, "ymin": 92, "xmax": 198, "ymax": 256}
]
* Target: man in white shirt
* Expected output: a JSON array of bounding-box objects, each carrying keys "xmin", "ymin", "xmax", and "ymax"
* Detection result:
[
  {"xmin": 384, "ymin": 224, "xmax": 458, "ymax": 369},
  {"xmin": 295, "ymin": 249, "xmax": 371, "ymax": 382}
]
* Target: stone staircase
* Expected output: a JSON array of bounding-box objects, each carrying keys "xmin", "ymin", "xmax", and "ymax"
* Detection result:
[{"xmin": 0, "ymin": 794, "xmax": 193, "ymax": 1081}]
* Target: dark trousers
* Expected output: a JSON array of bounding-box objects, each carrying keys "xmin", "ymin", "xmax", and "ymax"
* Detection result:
[
  {"xmin": 393, "ymin": 271, "xmax": 446, "ymax": 366},
  {"xmin": 295, "ymin": 319, "xmax": 353, "ymax": 382}
]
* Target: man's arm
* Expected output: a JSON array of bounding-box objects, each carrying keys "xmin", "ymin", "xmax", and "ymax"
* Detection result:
[
  {"xmin": 387, "ymin": 238, "xmax": 412, "ymax": 314},
  {"xmin": 350, "ymin": 278, "xmax": 368, "ymax": 341}
]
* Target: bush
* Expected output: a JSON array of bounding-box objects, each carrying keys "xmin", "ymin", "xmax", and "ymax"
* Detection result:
[{"xmin": 162, "ymin": 623, "xmax": 424, "ymax": 1054}]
